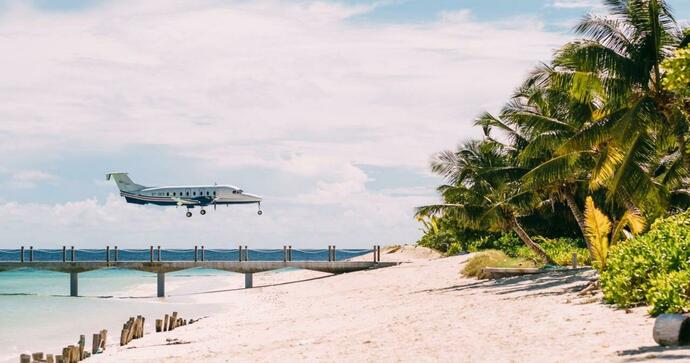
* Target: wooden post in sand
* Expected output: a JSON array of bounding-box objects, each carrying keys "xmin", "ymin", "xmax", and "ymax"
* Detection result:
[
  {"xmin": 169, "ymin": 312, "xmax": 178, "ymax": 331},
  {"xmin": 19, "ymin": 354, "xmax": 30, "ymax": 363},
  {"xmin": 92, "ymin": 333, "xmax": 101, "ymax": 354},
  {"xmin": 163, "ymin": 314, "xmax": 169, "ymax": 332},
  {"xmin": 32, "ymin": 353, "xmax": 44, "ymax": 361},
  {"xmin": 156, "ymin": 319, "xmax": 163, "ymax": 332},
  {"xmin": 653, "ymin": 313, "xmax": 690, "ymax": 345},
  {"xmin": 571, "ymin": 253, "xmax": 577, "ymax": 268},
  {"xmin": 46, "ymin": 354, "xmax": 54, "ymax": 363},
  {"xmin": 78, "ymin": 335, "xmax": 85, "ymax": 360}
]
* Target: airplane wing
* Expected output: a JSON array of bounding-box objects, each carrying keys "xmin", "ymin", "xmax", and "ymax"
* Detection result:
[{"xmin": 171, "ymin": 197, "xmax": 200, "ymax": 206}]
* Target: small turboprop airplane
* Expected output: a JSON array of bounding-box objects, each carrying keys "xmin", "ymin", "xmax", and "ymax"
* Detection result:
[{"xmin": 106, "ymin": 172, "xmax": 262, "ymax": 217}]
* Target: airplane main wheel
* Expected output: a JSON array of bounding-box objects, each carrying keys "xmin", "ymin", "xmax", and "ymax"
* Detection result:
[
  {"xmin": 186, "ymin": 211, "xmax": 192, "ymax": 218},
  {"xmin": 200, "ymin": 209, "xmax": 206, "ymax": 215},
  {"xmin": 257, "ymin": 210, "xmax": 263, "ymax": 216}
]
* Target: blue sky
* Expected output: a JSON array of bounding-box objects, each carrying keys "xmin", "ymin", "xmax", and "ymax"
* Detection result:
[{"xmin": 0, "ymin": 0, "xmax": 687, "ymax": 248}]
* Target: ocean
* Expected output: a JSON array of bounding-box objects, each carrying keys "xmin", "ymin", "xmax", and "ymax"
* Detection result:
[{"xmin": 0, "ymin": 248, "xmax": 370, "ymax": 362}]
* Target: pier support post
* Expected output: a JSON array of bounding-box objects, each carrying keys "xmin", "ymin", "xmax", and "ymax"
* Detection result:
[
  {"xmin": 70, "ymin": 272, "xmax": 78, "ymax": 297},
  {"xmin": 157, "ymin": 271, "xmax": 165, "ymax": 298},
  {"xmin": 244, "ymin": 273, "xmax": 253, "ymax": 288}
]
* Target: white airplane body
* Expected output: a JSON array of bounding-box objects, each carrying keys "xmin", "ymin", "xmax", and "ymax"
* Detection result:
[{"xmin": 106, "ymin": 172, "xmax": 262, "ymax": 217}]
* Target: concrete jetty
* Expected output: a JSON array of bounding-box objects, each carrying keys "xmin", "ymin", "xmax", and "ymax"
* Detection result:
[{"xmin": 0, "ymin": 260, "xmax": 396, "ymax": 297}]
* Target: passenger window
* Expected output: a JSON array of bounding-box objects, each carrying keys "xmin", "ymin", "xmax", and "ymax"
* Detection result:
[
  {"xmin": 186, "ymin": 192, "xmax": 189, "ymax": 196},
  {"xmin": 166, "ymin": 192, "xmax": 169, "ymax": 196},
  {"xmin": 173, "ymin": 192, "xmax": 176, "ymax": 196},
  {"xmin": 193, "ymin": 192, "xmax": 196, "ymax": 196},
  {"xmin": 213, "ymin": 191, "xmax": 216, "ymax": 196}
]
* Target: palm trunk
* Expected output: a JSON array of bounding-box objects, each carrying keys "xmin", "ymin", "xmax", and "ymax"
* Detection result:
[
  {"xmin": 563, "ymin": 191, "xmax": 595, "ymax": 260},
  {"xmin": 509, "ymin": 214, "xmax": 554, "ymax": 265}
]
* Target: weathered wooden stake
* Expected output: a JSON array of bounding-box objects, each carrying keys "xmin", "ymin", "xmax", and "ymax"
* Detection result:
[
  {"xmin": 163, "ymin": 314, "xmax": 169, "ymax": 332},
  {"xmin": 19, "ymin": 354, "xmax": 30, "ymax": 363},
  {"xmin": 571, "ymin": 252, "xmax": 578, "ymax": 268},
  {"xmin": 46, "ymin": 354, "xmax": 55, "ymax": 363},
  {"xmin": 92, "ymin": 333, "xmax": 101, "ymax": 354},
  {"xmin": 78, "ymin": 334, "xmax": 85, "ymax": 360},
  {"xmin": 169, "ymin": 312, "xmax": 178, "ymax": 331},
  {"xmin": 156, "ymin": 319, "xmax": 163, "ymax": 332}
]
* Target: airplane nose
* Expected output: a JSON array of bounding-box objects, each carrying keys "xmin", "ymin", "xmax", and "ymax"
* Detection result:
[{"xmin": 242, "ymin": 193, "xmax": 262, "ymax": 202}]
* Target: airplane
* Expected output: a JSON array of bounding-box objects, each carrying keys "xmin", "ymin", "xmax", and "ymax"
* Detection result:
[{"xmin": 106, "ymin": 172, "xmax": 263, "ymax": 217}]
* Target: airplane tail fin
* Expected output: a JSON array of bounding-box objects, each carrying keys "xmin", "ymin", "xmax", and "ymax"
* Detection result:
[{"xmin": 106, "ymin": 172, "xmax": 146, "ymax": 192}]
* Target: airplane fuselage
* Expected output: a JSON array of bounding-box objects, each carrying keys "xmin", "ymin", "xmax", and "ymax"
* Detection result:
[{"xmin": 121, "ymin": 185, "xmax": 260, "ymax": 207}]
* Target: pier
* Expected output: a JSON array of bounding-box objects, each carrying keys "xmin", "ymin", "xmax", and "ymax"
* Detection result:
[{"xmin": 0, "ymin": 245, "xmax": 390, "ymax": 297}]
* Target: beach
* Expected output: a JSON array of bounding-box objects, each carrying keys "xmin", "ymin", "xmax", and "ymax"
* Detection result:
[{"xmin": 64, "ymin": 247, "xmax": 686, "ymax": 363}]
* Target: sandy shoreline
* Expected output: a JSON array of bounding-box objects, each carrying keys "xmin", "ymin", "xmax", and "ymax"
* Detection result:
[{"xmin": 80, "ymin": 247, "xmax": 689, "ymax": 362}]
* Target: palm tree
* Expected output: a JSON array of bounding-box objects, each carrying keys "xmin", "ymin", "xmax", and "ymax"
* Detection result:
[
  {"xmin": 487, "ymin": 81, "xmax": 598, "ymax": 258},
  {"xmin": 417, "ymin": 140, "xmax": 554, "ymax": 264},
  {"xmin": 542, "ymin": 0, "xmax": 686, "ymax": 208}
]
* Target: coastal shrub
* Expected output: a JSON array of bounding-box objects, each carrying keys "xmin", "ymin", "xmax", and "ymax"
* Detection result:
[
  {"xmin": 600, "ymin": 211, "xmax": 690, "ymax": 315},
  {"xmin": 646, "ymin": 271, "xmax": 690, "ymax": 316},
  {"xmin": 446, "ymin": 242, "xmax": 463, "ymax": 256},
  {"xmin": 513, "ymin": 237, "xmax": 590, "ymax": 267},
  {"xmin": 462, "ymin": 250, "xmax": 537, "ymax": 279},
  {"xmin": 416, "ymin": 229, "xmax": 457, "ymax": 253}
]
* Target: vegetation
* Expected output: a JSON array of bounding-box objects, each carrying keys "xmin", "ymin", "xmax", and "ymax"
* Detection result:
[
  {"xmin": 416, "ymin": 1, "xmax": 690, "ymax": 312},
  {"xmin": 462, "ymin": 250, "xmax": 538, "ymax": 279},
  {"xmin": 601, "ymin": 210, "xmax": 690, "ymax": 315}
]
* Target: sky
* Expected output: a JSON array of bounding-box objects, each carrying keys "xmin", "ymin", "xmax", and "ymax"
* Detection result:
[{"xmin": 0, "ymin": 0, "xmax": 687, "ymax": 249}]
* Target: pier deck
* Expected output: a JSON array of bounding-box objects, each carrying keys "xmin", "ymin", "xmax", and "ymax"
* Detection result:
[{"xmin": 0, "ymin": 260, "xmax": 397, "ymax": 297}]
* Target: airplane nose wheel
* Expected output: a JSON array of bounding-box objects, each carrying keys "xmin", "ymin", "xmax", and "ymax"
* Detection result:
[
  {"xmin": 200, "ymin": 209, "xmax": 206, "ymax": 215},
  {"xmin": 257, "ymin": 210, "xmax": 263, "ymax": 216},
  {"xmin": 186, "ymin": 211, "xmax": 192, "ymax": 218}
]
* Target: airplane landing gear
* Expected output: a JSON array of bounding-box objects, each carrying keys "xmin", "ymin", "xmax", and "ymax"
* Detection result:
[
  {"xmin": 186, "ymin": 211, "xmax": 192, "ymax": 218},
  {"xmin": 257, "ymin": 203, "xmax": 262, "ymax": 216},
  {"xmin": 200, "ymin": 209, "xmax": 207, "ymax": 215}
]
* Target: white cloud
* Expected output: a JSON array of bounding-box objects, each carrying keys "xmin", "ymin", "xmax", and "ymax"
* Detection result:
[
  {"xmin": 550, "ymin": 0, "xmax": 602, "ymax": 9},
  {"xmin": 0, "ymin": 0, "xmax": 568, "ymax": 247}
]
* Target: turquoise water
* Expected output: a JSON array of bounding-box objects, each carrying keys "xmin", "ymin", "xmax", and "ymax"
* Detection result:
[{"xmin": 0, "ymin": 268, "xmax": 236, "ymax": 363}]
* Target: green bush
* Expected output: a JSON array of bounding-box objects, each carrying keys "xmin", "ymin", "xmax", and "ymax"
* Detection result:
[
  {"xmin": 646, "ymin": 271, "xmax": 690, "ymax": 316},
  {"xmin": 462, "ymin": 250, "xmax": 537, "ymax": 279},
  {"xmin": 600, "ymin": 210, "xmax": 690, "ymax": 315},
  {"xmin": 513, "ymin": 237, "xmax": 590, "ymax": 267},
  {"xmin": 416, "ymin": 229, "xmax": 457, "ymax": 252},
  {"xmin": 446, "ymin": 242, "xmax": 463, "ymax": 256}
]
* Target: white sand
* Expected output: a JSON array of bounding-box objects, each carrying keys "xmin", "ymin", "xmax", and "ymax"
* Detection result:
[{"xmin": 87, "ymin": 248, "xmax": 690, "ymax": 362}]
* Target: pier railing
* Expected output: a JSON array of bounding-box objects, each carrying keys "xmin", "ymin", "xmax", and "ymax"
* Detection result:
[{"xmin": 0, "ymin": 245, "xmax": 387, "ymax": 297}]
